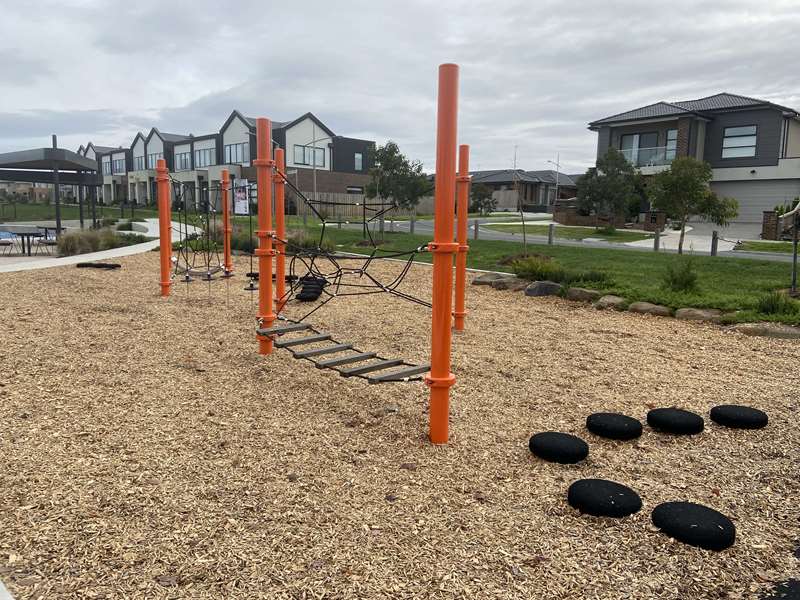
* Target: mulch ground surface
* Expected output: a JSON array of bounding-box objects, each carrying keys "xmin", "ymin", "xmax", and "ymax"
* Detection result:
[{"xmin": 0, "ymin": 253, "xmax": 798, "ymax": 599}]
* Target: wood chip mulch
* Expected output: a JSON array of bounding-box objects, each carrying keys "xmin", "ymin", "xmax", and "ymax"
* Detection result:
[{"xmin": 0, "ymin": 253, "xmax": 798, "ymax": 599}]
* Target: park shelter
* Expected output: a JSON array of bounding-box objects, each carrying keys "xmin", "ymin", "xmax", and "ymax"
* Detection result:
[{"xmin": 0, "ymin": 136, "xmax": 100, "ymax": 234}]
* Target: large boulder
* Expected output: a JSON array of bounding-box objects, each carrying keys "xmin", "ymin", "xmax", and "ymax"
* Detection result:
[
  {"xmin": 491, "ymin": 277, "xmax": 528, "ymax": 291},
  {"xmin": 727, "ymin": 323, "xmax": 800, "ymax": 339},
  {"xmin": 524, "ymin": 281, "xmax": 563, "ymax": 297},
  {"xmin": 675, "ymin": 308, "xmax": 722, "ymax": 323},
  {"xmin": 472, "ymin": 272, "xmax": 507, "ymax": 286},
  {"xmin": 566, "ymin": 287, "xmax": 602, "ymax": 303},
  {"xmin": 595, "ymin": 295, "xmax": 626, "ymax": 310},
  {"xmin": 628, "ymin": 302, "xmax": 672, "ymax": 317}
]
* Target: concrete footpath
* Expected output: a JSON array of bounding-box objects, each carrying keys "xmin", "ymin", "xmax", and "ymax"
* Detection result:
[{"xmin": 0, "ymin": 219, "xmax": 199, "ymax": 274}]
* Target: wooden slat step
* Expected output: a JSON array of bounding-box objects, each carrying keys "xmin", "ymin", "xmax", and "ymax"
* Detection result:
[
  {"xmin": 339, "ymin": 359, "xmax": 404, "ymax": 378},
  {"xmin": 316, "ymin": 352, "xmax": 376, "ymax": 369},
  {"xmin": 368, "ymin": 363, "xmax": 430, "ymax": 383},
  {"xmin": 274, "ymin": 333, "xmax": 331, "ymax": 348},
  {"xmin": 293, "ymin": 343, "xmax": 352, "ymax": 359},
  {"xmin": 257, "ymin": 323, "xmax": 310, "ymax": 336}
]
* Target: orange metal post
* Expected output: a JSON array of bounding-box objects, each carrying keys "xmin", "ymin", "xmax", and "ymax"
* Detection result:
[
  {"xmin": 453, "ymin": 144, "xmax": 470, "ymax": 331},
  {"xmin": 221, "ymin": 169, "xmax": 233, "ymax": 276},
  {"xmin": 274, "ymin": 148, "xmax": 287, "ymax": 312},
  {"xmin": 426, "ymin": 64, "xmax": 459, "ymax": 445},
  {"xmin": 156, "ymin": 158, "xmax": 172, "ymax": 297},
  {"xmin": 254, "ymin": 118, "xmax": 276, "ymax": 354}
]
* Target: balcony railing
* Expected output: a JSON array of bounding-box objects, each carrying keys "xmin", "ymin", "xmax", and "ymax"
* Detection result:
[{"xmin": 620, "ymin": 146, "xmax": 675, "ymax": 167}]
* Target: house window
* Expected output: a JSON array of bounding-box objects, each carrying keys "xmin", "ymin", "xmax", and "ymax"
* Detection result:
[
  {"xmin": 722, "ymin": 125, "xmax": 757, "ymax": 158},
  {"xmin": 112, "ymin": 158, "xmax": 126, "ymax": 174},
  {"xmin": 147, "ymin": 152, "xmax": 163, "ymax": 169},
  {"xmin": 194, "ymin": 148, "xmax": 215, "ymax": 168},
  {"xmin": 102, "ymin": 160, "xmax": 111, "ymax": 175},
  {"xmin": 224, "ymin": 143, "xmax": 250, "ymax": 165},
  {"xmin": 354, "ymin": 152, "xmax": 363, "ymax": 171},
  {"xmin": 293, "ymin": 145, "xmax": 325, "ymax": 167},
  {"xmin": 174, "ymin": 152, "xmax": 191, "ymax": 171},
  {"xmin": 666, "ymin": 129, "xmax": 678, "ymax": 160},
  {"xmin": 133, "ymin": 156, "xmax": 145, "ymax": 171}
]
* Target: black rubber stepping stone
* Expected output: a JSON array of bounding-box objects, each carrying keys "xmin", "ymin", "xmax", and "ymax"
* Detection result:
[
  {"xmin": 710, "ymin": 405, "xmax": 768, "ymax": 430},
  {"xmin": 586, "ymin": 412, "xmax": 642, "ymax": 440},
  {"xmin": 761, "ymin": 579, "xmax": 800, "ymax": 600},
  {"xmin": 76, "ymin": 262, "xmax": 121, "ymax": 269},
  {"xmin": 647, "ymin": 408, "xmax": 704, "ymax": 435},
  {"xmin": 568, "ymin": 479, "xmax": 642, "ymax": 518},
  {"xmin": 651, "ymin": 501, "xmax": 735, "ymax": 551},
  {"xmin": 528, "ymin": 432, "xmax": 588, "ymax": 464}
]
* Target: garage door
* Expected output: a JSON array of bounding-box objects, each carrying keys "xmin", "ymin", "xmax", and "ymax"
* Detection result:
[{"xmin": 711, "ymin": 180, "xmax": 800, "ymax": 223}]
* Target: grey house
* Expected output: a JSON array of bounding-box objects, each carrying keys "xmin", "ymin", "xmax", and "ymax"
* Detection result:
[
  {"xmin": 470, "ymin": 169, "xmax": 578, "ymax": 211},
  {"xmin": 589, "ymin": 93, "xmax": 800, "ymax": 222}
]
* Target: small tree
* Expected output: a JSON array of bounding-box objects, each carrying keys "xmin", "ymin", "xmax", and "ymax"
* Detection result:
[
  {"xmin": 469, "ymin": 183, "xmax": 496, "ymax": 215},
  {"xmin": 650, "ymin": 156, "xmax": 738, "ymax": 254},
  {"xmin": 576, "ymin": 148, "xmax": 638, "ymax": 231},
  {"xmin": 365, "ymin": 141, "xmax": 432, "ymax": 210}
]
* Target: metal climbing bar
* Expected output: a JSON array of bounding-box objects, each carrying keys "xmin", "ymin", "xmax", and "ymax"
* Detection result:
[
  {"xmin": 156, "ymin": 158, "xmax": 171, "ymax": 297},
  {"xmin": 453, "ymin": 144, "xmax": 470, "ymax": 331},
  {"xmin": 255, "ymin": 118, "xmax": 276, "ymax": 355},
  {"xmin": 426, "ymin": 63, "xmax": 459, "ymax": 445}
]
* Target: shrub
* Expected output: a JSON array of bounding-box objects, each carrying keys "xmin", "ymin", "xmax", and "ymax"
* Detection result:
[
  {"xmin": 512, "ymin": 256, "xmax": 567, "ymax": 282},
  {"xmin": 286, "ymin": 230, "xmax": 334, "ymax": 253},
  {"xmin": 57, "ymin": 230, "xmax": 101, "ymax": 255},
  {"xmin": 116, "ymin": 221, "xmax": 134, "ymax": 231},
  {"xmin": 755, "ymin": 291, "xmax": 800, "ymax": 315},
  {"xmin": 512, "ymin": 256, "xmax": 610, "ymax": 286},
  {"xmin": 661, "ymin": 259, "xmax": 698, "ymax": 293},
  {"xmin": 101, "ymin": 217, "xmax": 118, "ymax": 227}
]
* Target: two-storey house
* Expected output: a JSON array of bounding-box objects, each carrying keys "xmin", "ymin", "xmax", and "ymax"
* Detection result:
[{"xmin": 589, "ymin": 93, "xmax": 800, "ymax": 222}]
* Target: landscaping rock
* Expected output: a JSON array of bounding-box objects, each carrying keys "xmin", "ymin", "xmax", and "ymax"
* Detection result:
[
  {"xmin": 727, "ymin": 323, "xmax": 800, "ymax": 339},
  {"xmin": 628, "ymin": 302, "xmax": 672, "ymax": 317},
  {"xmin": 675, "ymin": 308, "xmax": 722, "ymax": 323},
  {"xmin": 595, "ymin": 295, "xmax": 626, "ymax": 310},
  {"xmin": 566, "ymin": 287, "xmax": 602, "ymax": 303},
  {"xmin": 491, "ymin": 277, "xmax": 528, "ymax": 291},
  {"xmin": 472, "ymin": 272, "xmax": 507, "ymax": 286},
  {"xmin": 524, "ymin": 281, "xmax": 563, "ymax": 297},
  {"xmin": 568, "ymin": 479, "xmax": 642, "ymax": 518}
]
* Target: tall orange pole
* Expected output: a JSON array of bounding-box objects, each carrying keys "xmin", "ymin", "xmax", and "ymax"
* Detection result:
[
  {"xmin": 254, "ymin": 118, "xmax": 276, "ymax": 354},
  {"xmin": 426, "ymin": 64, "xmax": 459, "ymax": 445},
  {"xmin": 453, "ymin": 144, "xmax": 470, "ymax": 331},
  {"xmin": 156, "ymin": 158, "xmax": 172, "ymax": 297},
  {"xmin": 221, "ymin": 169, "xmax": 233, "ymax": 277},
  {"xmin": 274, "ymin": 148, "xmax": 287, "ymax": 312}
]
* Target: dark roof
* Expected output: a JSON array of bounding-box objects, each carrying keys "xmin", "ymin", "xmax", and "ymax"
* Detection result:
[
  {"xmin": 88, "ymin": 143, "xmax": 116, "ymax": 154},
  {"xmin": 159, "ymin": 131, "xmax": 190, "ymax": 143},
  {"xmin": 0, "ymin": 147, "xmax": 98, "ymax": 171},
  {"xmin": 590, "ymin": 93, "xmax": 798, "ymax": 128},
  {"xmin": 471, "ymin": 169, "xmax": 576, "ymax": 186}
]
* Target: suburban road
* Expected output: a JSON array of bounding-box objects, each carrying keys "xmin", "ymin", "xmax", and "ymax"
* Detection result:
[{"xmin": 357, "ymin": 217, "xmax": 796, "ymax": 264}]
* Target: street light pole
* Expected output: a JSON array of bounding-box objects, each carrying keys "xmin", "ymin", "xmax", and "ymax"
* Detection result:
[{"xmin": 547, "ymin": 153, "xmax": 561, "ymax": 207}]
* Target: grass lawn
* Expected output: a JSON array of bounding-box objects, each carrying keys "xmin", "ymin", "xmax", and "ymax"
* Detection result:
[
  {"xmin": 737, "ymin": 240, "xmax": 796, "ymax": 254},
  {"xmin": 309, "ymin": 227, "xmax": 799, "ymax": 324},
  {"xmin": 485, "ymin": 223, "xmax": 652, "ymax": 243}
]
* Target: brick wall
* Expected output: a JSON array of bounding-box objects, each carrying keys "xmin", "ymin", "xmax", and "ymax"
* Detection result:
[
  {"xmin": 677, "ymin": 117, "xmax": 692, "ymax": 157},
  {"xmin": 762, "ymin": 210, "xmax": 778, "ymax": 240}
]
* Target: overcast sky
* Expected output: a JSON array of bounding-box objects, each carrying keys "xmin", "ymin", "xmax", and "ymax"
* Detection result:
[{"xmin": 1, "ymin": 0, "xmax": 799, "ymax": 173}]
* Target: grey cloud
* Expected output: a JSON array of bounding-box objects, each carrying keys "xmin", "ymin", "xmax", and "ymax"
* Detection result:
[{"xmin": 1, "ymin": 0, "xmax": 799, "ymax": 172}]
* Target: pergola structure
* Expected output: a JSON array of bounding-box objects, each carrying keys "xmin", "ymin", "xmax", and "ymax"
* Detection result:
[{"xmin": 0, "ymin": 135, "xmax": 100, "ymax": 235}]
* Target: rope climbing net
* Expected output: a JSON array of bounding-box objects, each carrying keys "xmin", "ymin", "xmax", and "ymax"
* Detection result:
[{"xmin": 268, "ymin": 171, "xmax": 431, "ymax": 322}]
